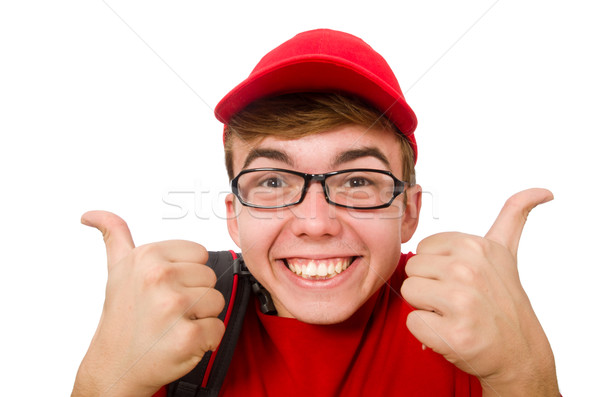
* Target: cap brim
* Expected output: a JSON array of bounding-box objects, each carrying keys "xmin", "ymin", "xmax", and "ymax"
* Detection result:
[{"xmin": 215, "ymin": 54, "xmax": 417, "ymax": 159}]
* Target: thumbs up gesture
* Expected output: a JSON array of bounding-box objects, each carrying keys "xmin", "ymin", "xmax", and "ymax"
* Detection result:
[
  {"xmin": 401, "ymin": 189, "xmax": 559, "ymax": 396},
  {"xmin": 72, "ymin": 211, "xmax": 226, "ymax": 397}
]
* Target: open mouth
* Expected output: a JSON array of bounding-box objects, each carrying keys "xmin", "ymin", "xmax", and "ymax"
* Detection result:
[{"xmin": 283, "ymin": 257, "xmax": 358, "ymax": 280}]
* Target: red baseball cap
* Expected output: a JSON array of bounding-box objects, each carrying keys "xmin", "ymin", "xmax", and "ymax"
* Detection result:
[{"xmin": 215, "ymin": 29, "xmax": 418, "ymax": 162}]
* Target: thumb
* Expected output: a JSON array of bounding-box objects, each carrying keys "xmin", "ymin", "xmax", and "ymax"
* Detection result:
[
  {"xmin": 81, "ymin": 210, "xmax": 135, "ymax": 268},
  {"xmin": 485, "ymin": 188, "xmax": 553, "ymax": 257}
]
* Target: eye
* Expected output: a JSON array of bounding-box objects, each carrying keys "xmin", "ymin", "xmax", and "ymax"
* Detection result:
[
  {"xmin": 259, "ymin": 175, "xmax": 288, "ymax": 188},
  {"xmin": 343, "ymin": 176, "xmax": 372, "ymax": 188}
]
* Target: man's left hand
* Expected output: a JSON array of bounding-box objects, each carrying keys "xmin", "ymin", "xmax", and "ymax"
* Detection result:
[{"xmin": 401, "ymin": 188, "xmax": 559, "ymax": 396}]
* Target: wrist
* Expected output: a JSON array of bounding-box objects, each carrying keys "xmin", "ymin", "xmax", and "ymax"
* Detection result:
[
  {"xmin": 479, "ymin": 349, "xmax": 559, "ymax": 397},
  {"xmin": 72, "ymin": 354, "xmax": 157, "ymax": 397}
]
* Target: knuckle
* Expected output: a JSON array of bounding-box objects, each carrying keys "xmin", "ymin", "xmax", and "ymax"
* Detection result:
[
  {"xmin": 95, "ymin": 212, "xmax": 128, "ymax": 242},
  {"xmin": 200, "ymin": 265, "xmax": 218, "ymax": 287},
  {"xmin": 183, "ymin": 241, "xmax": 209, "ymax": 262},
  {"xmin": 188, "ymin": 240, "xmax": 208, "ymax": 253},
  {"xmin": 455, "ymin": 235, "xmax": 486, "ymax": 254},
  {"xmin": 178, "ymin": 318, "xmax": 225, "ymax": 355},
  {"xmin": 204, "ymin": 319, "xmax": 226, "ymax": 351},
  {"xmin": 504, "ymin": 194, "xmax": 527, "ymax": 219},
  {"xmin": 400, "ymin": 277, "xmax": 415, "ymax": 300},
  {"xmin": 212, "ymin": 317, "xmax": 226, "ymax": 336},
  {"xmin": 158, "ymin": 292, "xmax": 188, "ymax": 315},
  {"xmin": 450, "ymin": 262, "xmax": 479, "ymax": 284},
  {"xmin": 447, "ymin": 326, "xmax": 476, "ymax": 353},
  {"xmin": 197, "ymin": 244, "xmax": 209, "ymax": 261},
  {"xmin": 133, "ymin": 243, "xmax": 160, "ymax": 261},
  {"xmin": 171, "ymin": 324, "xmax": 198, "ymax": 357},
  {"xmin": 212, "ymin": 289, "xmax": 226, "ymax": 313},
  {"xmin": 415, "ymin": 240, "xmax": 426, "ymax": 254},
  {"xmin": 404, "ymin": 257, "xmax": 418, "ymax": 277},
  {"xmin": 142, "ymin": 263, "xmax": 172, "ymax": 287},
  {"xmin": 105, "ymin": 214, "xmax": 128, "ymax": 232},
  {"xmin": 215, "ymin": 318, "xmax": 226, "ymax": 337},
  {"xmin": 448, "ymin": 290, "xmax": 476, "ymax": 313},
  {"xmin": 194, "ymin": 288, "xmax": 226, "ymax": 317},
  {"xmin": 415, "ymin": 235, "xmax": 435, "ymax": 254},
  {"xmin": 405, "ymin": 310, "xmax": 419, "ymax": 330}
]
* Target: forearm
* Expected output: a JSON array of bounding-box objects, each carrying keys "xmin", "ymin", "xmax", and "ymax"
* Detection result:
[
  {"xmin": 71, "ymin": 348, "xmax": 158, "ymax": 397},
  {"xmin": 482, "ymin": 382, "xmax": 559, "ymax": 397},
  {"xmin": 480, "ymin": 343, "xmax": 559, "ymax": 397}
]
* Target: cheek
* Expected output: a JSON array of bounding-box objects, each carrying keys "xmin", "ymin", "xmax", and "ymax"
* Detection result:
[
  {"xmin": 347, "ymin": 205, "xmax": 404, "ymax": 240},
  {"xmin": 236, "ymin": 210, "xmax": 290, "ymax": 291},
  {"xmin": 348, "ymin": 213, "xmax": 403, "ymax": 272},
  {"xmin": 364, "ymin": 218, "xmax": 402, "ymax": 251},
  {"xmin": 379, "ymin": 204, "xmax": 405, "ymax": 242},
  {"xmin": 365, "ymin": 219, "xmax": 403, "ymax": 290},
  {"xmin": 237, "ymin": 209, "xmax": 284, "ymax": 257}
]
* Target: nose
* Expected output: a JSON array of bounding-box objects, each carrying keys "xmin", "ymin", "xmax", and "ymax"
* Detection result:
[{"xmin": 288, "ymin": 181, "xmax": 342, "ymax": 238}]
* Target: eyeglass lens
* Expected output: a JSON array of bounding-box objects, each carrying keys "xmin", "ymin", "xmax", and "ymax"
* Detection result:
[{"xmin": 236, "ymin": 170, "xmax": 396, "ymax": 208}]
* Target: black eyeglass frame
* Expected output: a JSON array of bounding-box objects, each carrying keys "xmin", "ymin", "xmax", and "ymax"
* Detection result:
[{"xmin": 231, "ymin": 168, "xmax": 407, "ymax": 210}]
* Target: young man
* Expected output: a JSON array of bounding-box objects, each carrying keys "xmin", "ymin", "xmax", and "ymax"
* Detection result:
[{"xmin": 73, "ymin": 29, "xmax": 559, "ymax": 396}]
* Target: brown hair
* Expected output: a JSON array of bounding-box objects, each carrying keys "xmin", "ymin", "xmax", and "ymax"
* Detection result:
[{"xmin": 224, "ymin": 92, "xmax": 415, "ymax": 185}]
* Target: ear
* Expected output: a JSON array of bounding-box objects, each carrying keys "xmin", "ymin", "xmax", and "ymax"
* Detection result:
[
  {"xmin": 401, "ymin": 184, "xmax": 422, "ymax": 243},
  {"xmin": 225, "ymin": 193, "xmax": 242, "ymax": 248}
]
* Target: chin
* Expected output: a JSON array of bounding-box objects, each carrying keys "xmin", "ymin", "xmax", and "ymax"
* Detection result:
[{"xmin": 280, "ymin": 301, "xmax": 359, "ymax": 325}]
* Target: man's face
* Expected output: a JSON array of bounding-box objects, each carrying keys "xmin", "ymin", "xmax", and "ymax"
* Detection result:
[{"xmin": 225, "ymin": 125, "xmax": 420, "ymax": 324}]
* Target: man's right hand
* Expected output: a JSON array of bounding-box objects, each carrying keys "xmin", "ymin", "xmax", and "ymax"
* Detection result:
[{"xmin": 72, "ymin": 211, "xmax": 226, "ymax": 397}]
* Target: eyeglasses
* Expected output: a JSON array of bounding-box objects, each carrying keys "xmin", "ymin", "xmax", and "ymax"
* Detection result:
[{"xmin": 231, "ymin": 168, "xmax": 406, "ymax": 210}]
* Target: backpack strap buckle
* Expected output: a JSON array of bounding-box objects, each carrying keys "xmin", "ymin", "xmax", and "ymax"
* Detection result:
[
  {"xmin": 232, "ymin": 256, "xmax": 252, "ymax": 277},
  {"xmin": 232, "ymin": 256, "xmax": 276, "ymax": 315}
]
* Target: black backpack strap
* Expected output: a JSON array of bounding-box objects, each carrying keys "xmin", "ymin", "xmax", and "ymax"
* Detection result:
[{"xmin": 168, "ymin": 251, "xmax": 252, "ymax": 397}]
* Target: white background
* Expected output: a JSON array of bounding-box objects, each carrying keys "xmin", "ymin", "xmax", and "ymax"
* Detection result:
[{"xmin": 1, "ymin": 1, "xmax": 598, "ymax": 395}]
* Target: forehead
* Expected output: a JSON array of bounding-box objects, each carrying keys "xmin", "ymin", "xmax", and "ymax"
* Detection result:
[{"xmin": 230, "ymin": 125, "xmax": 404, "ymax": 174}]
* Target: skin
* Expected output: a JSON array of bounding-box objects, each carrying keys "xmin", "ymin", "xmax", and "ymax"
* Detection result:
[
  {"xmin": 225, "ymin": 125, "xmax": 421, "ymax": 324},
  {"xmin": 72, "ymin": 124, "xmax": 560, "ymax": 396}
]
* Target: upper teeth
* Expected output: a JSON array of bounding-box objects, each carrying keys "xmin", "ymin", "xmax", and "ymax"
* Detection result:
[{"xmin": 286, "ymin": 258, "xmax": 352, "ymax": 279}]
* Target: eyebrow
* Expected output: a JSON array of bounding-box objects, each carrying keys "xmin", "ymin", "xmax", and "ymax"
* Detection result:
[
  {"xmin": 331, "ymin": 147, "xmax": 392, "ymax": 169},
  {"xmin": 242, "ymin": 148, "xmax": 294, "ymax": 169}
]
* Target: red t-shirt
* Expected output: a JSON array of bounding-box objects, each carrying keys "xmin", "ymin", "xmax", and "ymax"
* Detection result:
[
  {"xmin": 155, "ymin": 253, "xmax": 482, "ymax": 397},
  {"xmin": 219, "ymin": 253, "xmax": 481, "ymax": 396}
]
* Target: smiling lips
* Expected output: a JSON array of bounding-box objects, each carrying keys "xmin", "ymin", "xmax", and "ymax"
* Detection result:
[{"xmin": 284, "ymin": 257, "xmax": 356, "ymax": 279}]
